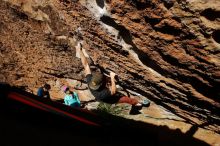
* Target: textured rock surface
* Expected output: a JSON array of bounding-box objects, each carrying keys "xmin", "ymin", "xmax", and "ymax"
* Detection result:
[{"xmin": 0, "ymin": 0, "xmax": 219, "ymax": 140}]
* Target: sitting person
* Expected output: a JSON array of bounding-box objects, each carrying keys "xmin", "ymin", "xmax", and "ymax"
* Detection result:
[
  {"xmin": 37, "ymin": 83, "xmax": 51, "ymax": 100},
  {"xmin": 77, "ymin": 43, "xmax": 145, "ymax": 114},
  {"xmin": 63, "ymin": 87, "xmax": 81, "ymax": 108}
]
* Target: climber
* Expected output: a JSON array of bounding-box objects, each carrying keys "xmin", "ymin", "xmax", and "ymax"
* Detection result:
[
  {"xmin": 63, "ymin": 86, "xmax": 81, "ymax": 108},
  {"xmin": 37, "ymin": 83, "xmax": 51, "ymax": 100},
  {"xmin": 77, "ymin": 43, "xmax": 145, "ymax": 114}
]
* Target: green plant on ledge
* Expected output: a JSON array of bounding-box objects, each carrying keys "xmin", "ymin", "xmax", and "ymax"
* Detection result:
[{"xmin": 95, "ymin": 102, "xmax": 130, "ymax": 117}]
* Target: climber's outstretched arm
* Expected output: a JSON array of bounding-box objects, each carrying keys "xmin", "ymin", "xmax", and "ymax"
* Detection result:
[
  {"xmin": 78, "ymin": 44, "xmax": 91, "ymax": 76},
  {"xmin": 110, "ymin": 72, "xmax": 116, "ymax": 95}
]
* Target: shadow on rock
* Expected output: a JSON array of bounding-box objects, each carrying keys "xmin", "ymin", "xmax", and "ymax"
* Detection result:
[{"xmin": 0, "ymin": 84, "xmax": 210, "ymax": 146}]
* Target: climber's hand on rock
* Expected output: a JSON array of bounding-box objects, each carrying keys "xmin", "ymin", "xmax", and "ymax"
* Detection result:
[{"xmin": 110, "ymin": 72, "xmax": 116, "ymax": 79}]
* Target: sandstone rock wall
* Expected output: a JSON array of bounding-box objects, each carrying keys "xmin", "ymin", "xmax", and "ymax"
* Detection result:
[{"xmin": 0, "ymin": 0, "xmax": 219, "ymax": 132}]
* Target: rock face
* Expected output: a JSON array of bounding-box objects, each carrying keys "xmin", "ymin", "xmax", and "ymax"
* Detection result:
[{"xmin": 0, "ymin": 0, "xmax": 219, "ymax": 133}]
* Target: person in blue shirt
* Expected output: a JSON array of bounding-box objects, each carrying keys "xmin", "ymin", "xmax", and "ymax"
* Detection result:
[
  {"xmin": 64, "ymin": 87, "xmax": 81, "ymax": 108},
  {"xmin": 37, "ymin": 83, "xmax": 51, "ymax": 100}
]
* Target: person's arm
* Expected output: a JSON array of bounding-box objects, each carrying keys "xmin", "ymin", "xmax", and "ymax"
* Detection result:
[
  {"xmin": 110, "ymin": 72, "xmax": 116, "ymax": 95},
  {"xmin": 77, "ymin": 43, "xmax": 91, "ymax": 76},
  {"xmin": 73, "ymin": 92, "xmax": 81, "ymax": 104},
  {"xmin": 46, "ymin": 91, "xmax": 51, "ymax": 100},
  {"xmin": 64, "ymin": 96, "xmax": 68, "ymax": 105}
]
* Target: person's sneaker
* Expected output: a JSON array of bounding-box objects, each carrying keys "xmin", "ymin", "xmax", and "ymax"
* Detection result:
[
  {"xmin": 129, "ymin": 104, "xmax": 143, "ymax": 115},
  {"xmin": 141, "ymin": 99, "xmax": 150, "ymax": 107},
  {"xmin": 129, "ymin": 106, "xmax": 142, "ymax": 115},
  {"xmin": 135, "ymin": 103, "xmax": 143, "ymax": 110}
]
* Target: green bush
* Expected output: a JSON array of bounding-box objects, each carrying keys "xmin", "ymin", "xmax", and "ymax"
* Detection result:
[{"xmin": 95, "ymin": 102, "xmax": 130, "ymax": 116}]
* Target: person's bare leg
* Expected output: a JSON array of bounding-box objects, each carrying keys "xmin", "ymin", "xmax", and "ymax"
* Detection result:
[
  {"xmin": 76, "ymin": 43, "xmax": 91, "ymax": 76},
  {"xmin": 118, "ymin": 96, "xmax": 139, "ymax": 105}
]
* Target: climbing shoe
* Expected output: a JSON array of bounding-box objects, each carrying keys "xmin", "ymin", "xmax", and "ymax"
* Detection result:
[
  {"xmin": 129, "ymin": 105, "xmax": 142, "ymax": 115},
  {"xmin": 141, "ymin": 99, "xmax": 150, "ymax": 107}
]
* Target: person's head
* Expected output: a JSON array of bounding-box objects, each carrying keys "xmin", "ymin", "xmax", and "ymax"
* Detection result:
[
  {"xmin": 88, "ymin": 72, "xmax": 104, "ymax": 90},
  {"xmin": 64, "ymin": 87, "xmax": 72, "ymax": 94},
  {"xmin": 43, "ymin": 83, "xmax": 51, "ymax": 91}
]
